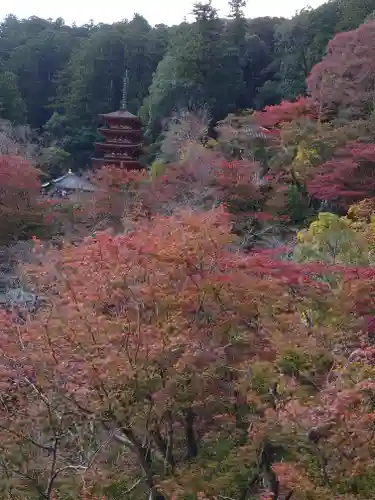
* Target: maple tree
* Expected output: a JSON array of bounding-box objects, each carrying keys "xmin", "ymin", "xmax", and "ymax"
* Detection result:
[
  {"xmin": 252, "ymin": 97, "xmax": 317, "ymax": 129},
  {"xmin": 92, "ymin": 146, "xmax": 273, "ymax": 231},
  {"xmin": 90, "ymin": 165, "xmax": 149, "ymax": 229},
  {"xmin": 214, "ymin": 110, "xmax": 276, "ymax": 164},
  {"xmin": 0, "ymin": 155, "xmax": 52, "ymax": 244},
  {"xmin": 160, "ymin": 109, "xmax": 211, "ymax": 163},
  {"xmin": 307, "ymin": 142, "xmax": 375, "ymax": 209},
  {"xmin": 342, "ymin": 198, "xmax": 375, "ymax": 258},
  {"xmin": 307, "ymin": 20, "xmax": 375, "ymax": 120},
  {"xmin": 0, "ymin": 199, "xmax": 375, "ymax": 499}
]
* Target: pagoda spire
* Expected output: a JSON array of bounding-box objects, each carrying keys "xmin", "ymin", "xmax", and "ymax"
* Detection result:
[{"xmin": 121, "ymin": 69, "xmax": 129, "ymax": 110}]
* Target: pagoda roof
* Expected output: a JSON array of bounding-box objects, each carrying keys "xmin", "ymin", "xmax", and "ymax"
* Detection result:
[
  {"xmin": 92, "ymin": 158, "xmax": 142, "ymax": 169},
  {"xmin": 99, "ymin": 109, "xmax": 140, "ymax": 120},
  {"xmin": 98, "ymin": 127, "xmax": 142, "ymax": 134},
  {"xmin": 95, "ymin": 142, "xmax": 143, "ymax": 149}
]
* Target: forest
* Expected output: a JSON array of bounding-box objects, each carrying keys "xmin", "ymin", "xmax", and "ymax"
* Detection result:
[
  {"xmin": 3, "ymin": 0, "xmax": 375, "ymax": 499},
  {"xmin": 0, "ymin": 0, "xmax": 374, "ymax": 173}
]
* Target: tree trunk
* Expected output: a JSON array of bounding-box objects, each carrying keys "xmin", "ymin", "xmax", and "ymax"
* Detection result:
[{"xmin": 184, "ymin": 407, "xmax": 198, "ymax": 460}]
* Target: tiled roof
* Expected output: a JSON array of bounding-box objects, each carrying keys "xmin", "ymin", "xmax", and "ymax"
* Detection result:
[
  {"xmin": 42, "ymin": 170, "xmax": 96, "ymax": 192},
  {"xmin": 99, "ymin": 110, "xmax": 139, "ymax": 119}
]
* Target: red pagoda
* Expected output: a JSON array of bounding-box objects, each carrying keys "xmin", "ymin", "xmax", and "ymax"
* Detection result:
[{"xmin": 92, "ymin": 73, "xmax": 143, "ymax": 170}]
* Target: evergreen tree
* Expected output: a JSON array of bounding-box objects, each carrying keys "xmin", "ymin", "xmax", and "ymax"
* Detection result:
[
  {"xmin": 0, "ymin": 71, "xmax": 27, "ymax": 124},
  {"xmin": 227, "ymin": 0, "xmax": 247, "ymax": 107},
  {"xmin": 228, "ymin": 0, "xmax": 247, "ymax": 20}
]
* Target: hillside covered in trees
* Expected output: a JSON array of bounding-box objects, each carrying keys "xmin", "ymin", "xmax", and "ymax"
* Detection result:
[
  {"xmin": 4, "ymin": 0, "xmax": 375, "ymax": 499},
  {"xmin": 1, "ymin": 0, "xmax": 375, "ymax": 174}
]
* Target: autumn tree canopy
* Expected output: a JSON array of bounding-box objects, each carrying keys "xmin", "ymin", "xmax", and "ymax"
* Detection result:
[
  {"xmin": 3, "ymin": 3, "xmax": 375, "ymax": 500},
  {"xmin": 0, "ymin": 155, "xmax": 47, "ymax": 243},
  {"xmin": 307, "ymin": 142, "xmax": 375, "ymax": 209},
  {"xmin": 307, "ymin": 20, "xmax": 375, "ymax": 119},
  {"xmin": 2, "ymin": 206, "xmax": 375, "ymax": 500}
]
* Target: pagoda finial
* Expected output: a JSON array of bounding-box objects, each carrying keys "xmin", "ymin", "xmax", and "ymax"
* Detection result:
[{"xmin": 121, "ymin": 69, "xmax": 129, "ymax": 110}]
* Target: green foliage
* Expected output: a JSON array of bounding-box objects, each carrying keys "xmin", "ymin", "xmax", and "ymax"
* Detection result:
[
  {"xmin": 277, "ymin": 349, "xmax": 310, "ymax": 375},
  {"xmin": 336, "ymin": 468, "xmax": 375, "ymax": 496},
  {"xmin": 294, "ymin": 212, "xmax": 369, "ymax": 265},
  {"xmin": 284, "ymin": 184, "xmax": 315, "ymax": 227},
  {"xmin": 0, "ymin": 1, "xmax": 373, "ymax": 172},
  {"xmin": 0, "ymin": 71, "xmax": 26, "ymax": 123},
  {"xmin": 145, "ymin": 7, "xmax": 243, "ymax": 137},
  {"xmin": 251, "ymin": 361, "xmax": 278, "ymax": 394},
  {"xmin": 273, "ymin": 10, "xmax": 313, "ymax": 100},
  {"xmin": 150, "ymin": 159, "xmax": 167, "ymax": 178},
  {"xmin": 336, "ymin": 0, "xmax": 375, "ymax": 31},
  {"xmin": 38, "ymin": 146, "xmax": 71, "ymax": 178},
  {"xmin": 43, "ymin": 112, "xmax": 99, "ymax": 170}
]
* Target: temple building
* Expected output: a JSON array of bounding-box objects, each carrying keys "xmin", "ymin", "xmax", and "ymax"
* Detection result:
[
  {"xmin": 92, "ymin": 72, "xmax": 143, "ymax": 170},
  {"xmin": 42, "ymin": 169, "xmax": 96, "ymax": 197}
]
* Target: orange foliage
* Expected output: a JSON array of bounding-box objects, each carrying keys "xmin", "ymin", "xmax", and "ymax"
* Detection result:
[
  {"xmin": 1, "ymin": 199, "xmax": 375, "ymax": 498},
  {"xmin": 253, "ymin": 97, "xmax": 317, "ymax": 129},
  {"xmin": 0, "ymin": 155, "xmax": 47, "ymax": 242},
  {"xmin": 3, "ymin": 103, "xmax": 375, "ymax": 500}
]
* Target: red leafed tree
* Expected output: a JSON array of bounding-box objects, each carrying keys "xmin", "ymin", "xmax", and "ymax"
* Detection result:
[
  {"xmin": 0, "ymin": 205, "xmax": 352, "ymax": 500},
  {"xmin": 1, "ymin": 205, "xmax": 375, "ymax": 498},
  {"xmin": 94, "ymin": 145, "xmax": 271, "ymax": 221},
  {"xmin": 307, "ymin": 20, "xmax": 375, "ymax": 119},
  {"xmin": 0, "ymin": 155, "xmax": 46, "ymax": 243},
  {"xmin": 252, "ymin": 97, "xmax": 317, "ymax": 129},
  {"xmin": 307, "ymin": 142, "xmax": 375, "ymax": 208},
  {"xmin": 215, "ymin": 159, "xmax": 269, "ymax": 215},
  {"xmin": 147, "ymin": 157, "xmax": 267, "ymax": 215},
  {"xmin": 90, "ymin": 165, "xmax": 149, "ymax": 227}
]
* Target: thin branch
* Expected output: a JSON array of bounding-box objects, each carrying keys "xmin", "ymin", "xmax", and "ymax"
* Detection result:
[
  {"xmin": 23, "ymin": 377, "xmax": 50, "ymax": 407},
  {"xmin": 0, "ymin": 424, "xmax": 54, "ymax": 452},
  {"xmin": 124, "ymin": 476, "xmax": 144, "ymax": 494},
  {"xmin": 0, "ymin": 457, "xmax": 46, "ymax": 499},
  {"xmin": 44, "ymin": 437, "xmax": 59, "ymax": 499},
  {"xmin": 110, "ymin": 429, "xmax": 135, "ymax": 449}
]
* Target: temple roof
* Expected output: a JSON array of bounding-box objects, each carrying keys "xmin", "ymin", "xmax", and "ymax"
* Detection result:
[
  {"xmin": 99, "ymin": 109, "xmax": 140, "ymax": 120},
  {"xmin": 42, "ymin": 170, "xmax": 96, "ymax": 192}
]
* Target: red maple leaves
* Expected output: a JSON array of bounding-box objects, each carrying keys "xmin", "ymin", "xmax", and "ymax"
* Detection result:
[
  {"xmin": 307, "ymin": 20, "xmax": 375, "ymax": 119},
  {"xmin": 308, "ymin": 142, "xmax": 375, "ymax": 207},
  {"xmin": 253, "ymin": 97, "xmax": 317, "ymax": 128},
  {"xmin": 0, "ymin": 155, "xmax": 47, "ymax": 243}
]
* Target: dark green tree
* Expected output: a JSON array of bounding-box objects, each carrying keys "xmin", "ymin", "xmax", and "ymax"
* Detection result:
[
  {"xmin": 0, "ymin": 71, "xmax": 27, "ymax": 123},
  {"xmin": 226, "ymin": 0, "xmax": 248, "ymax": 108},
  {"xmin": 145, "ymin": 2, "xmax": 243, "ymax": 137},
  {"xmin": 5, "ymin": 19, "xmax": 89, "ymax": 128},
  {"xmin": 336, "ymin": 0, "xmax": 375, "ymax": 31},
  {"xmin": 273, "ymin": 10, "xmax": 313, "ymax": 100}
]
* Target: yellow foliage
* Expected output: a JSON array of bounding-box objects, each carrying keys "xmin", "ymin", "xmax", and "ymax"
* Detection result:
[
  {"xmin": 179, "ymin": 140, "xmax": 195, "ymax": 160},
  {"xmin": 294, "ymin": 141, "xmax": 320, "ymax": 165},
  {"xmin": 343, "ymin": 198, "xmax": 375, "ymax": 258},
  {"xmin": 150, "ymin": 160, "xmax": 167, "ymax": 178},
  {"xmin": 346, "ymin": 198, "xmax": 375, "ymax": 222},
  {"xmin": 205, "ymin": 138, "xmax": 218, "ymax": 149},
  {"xmin": 295, "ymin": 212, "xmax": 368, "ymax": 265},
  {"xmin": 291, "ymin": 141, "xmax": 321, "ymax": 181}
]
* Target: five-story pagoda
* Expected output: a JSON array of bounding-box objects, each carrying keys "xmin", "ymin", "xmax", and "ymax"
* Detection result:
[{"xmin": 92, "ymin": 73, "xmax": 143, "ymax": 170}]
